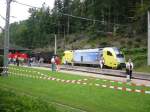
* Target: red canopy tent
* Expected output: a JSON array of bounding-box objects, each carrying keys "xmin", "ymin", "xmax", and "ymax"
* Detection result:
[
  {"xmin": 19, "ymin": 53, "xmax": 28, "ymax": 59},
  {"xmin": 8, "ymin": 52, "xmax": 28, "ymax": 59}
]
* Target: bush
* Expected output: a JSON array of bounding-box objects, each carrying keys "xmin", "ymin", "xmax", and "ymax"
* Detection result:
[
  {"xmin": 122, "ymin": 48, "xmax": 147, "ymax": 55},
  {"xmin": 135, "ymin": 38, "xmax": 142, "ymax": 43},
  {"xmin": 0, "ymin": 89, "xmax": 59, "ymax": 112},
  {"xmin": 100, "ymin": 41, "xmax": 108, "ymax": 47},
  {"xmin": 134, "ymin": 42, "xmax": 140, "ymax": 48},
  {"xmin": 0, "ymin": 55, "xmax": 3, "ymax": 74},
  {"xmin": 126, "ymin": 40, "xmax": 133, "ymax": 47},
  {"xmin": 120, "ymin": 40, "xmax": 126, "ymax": 45}
]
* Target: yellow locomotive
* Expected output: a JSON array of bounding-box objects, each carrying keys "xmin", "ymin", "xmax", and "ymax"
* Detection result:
[{"xmin": 62, "ymin": 47, "xmax": 125, "ymax": 69}]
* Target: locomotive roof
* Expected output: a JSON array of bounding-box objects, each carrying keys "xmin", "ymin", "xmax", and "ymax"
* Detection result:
[
  {"xmin": 64, "ymin": 47, "xmax": 120, "ymax": 53},
  {"xmin": 74, "ymin": 48, "xmax": 103, "ymax": 52}
]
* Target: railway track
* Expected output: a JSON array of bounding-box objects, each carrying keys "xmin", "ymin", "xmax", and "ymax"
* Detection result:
[{"xmin": 42, "ymin": 64, "xmax": 150, "ymax": 81}]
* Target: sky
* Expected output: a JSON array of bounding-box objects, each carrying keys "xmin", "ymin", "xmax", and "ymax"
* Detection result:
[{"xmin": 0, "ymin": 0, "xmax": 55, "ymax": 28}]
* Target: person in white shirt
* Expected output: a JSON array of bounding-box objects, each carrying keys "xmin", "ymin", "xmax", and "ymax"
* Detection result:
[
  {"xmin": 39, "ymin": 57, "xmax": 44, "ymax": 67},
  {"xmin": 51, "ymin": 56, "xmax": 56, "ymax": 71},
  {"xmin": 126, "ymin": 59, "xmax": 134, "ymax": 81},
  {"xmin": 99, "ymin": 57, "xmax": 104, "ymax": 69}
]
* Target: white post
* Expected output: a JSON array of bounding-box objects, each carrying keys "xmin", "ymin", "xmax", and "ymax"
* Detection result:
[
  {"xmin": 148, "ymin": 10, "xmax": 150, "ymax": 65},
  {"xmin": 54, "ymin": 34, "xmax": 57, "ymax": 55}
]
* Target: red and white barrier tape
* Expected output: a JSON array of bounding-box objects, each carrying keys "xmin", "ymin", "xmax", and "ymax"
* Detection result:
[
  {"xmin": 2, "ymin": 66, "xmax": 150, "ymax": 94},
  {"xmin": 7, "ymin": 70, "xmax": 150, "ymax": 94}
]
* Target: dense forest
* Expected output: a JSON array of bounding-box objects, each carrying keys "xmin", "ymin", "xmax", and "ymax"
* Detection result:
[{"xmin": 0, "ymin": 0, "xmax": 150, "ymax": 52}]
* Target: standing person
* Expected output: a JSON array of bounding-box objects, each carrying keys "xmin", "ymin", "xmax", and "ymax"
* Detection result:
[
  {"xmin": 63, "ymin": 58, "xmax": 68, "ymax": 65},
  {"xmin": 55, "ymin": 55, "xmax": 61, "ymax": 71},
  {"xmin": 99, "ymin": 57, "xmax": 104, "ymax": 69},
  {"xmin": 38, "ymin": 57, "xmax": 44, "ymax": 67},
  {"xmin": 27, "ymin": 58, "xmax": 30, "ymax": 66},
  {"xmin": 51, "ymin": 56, "xmax": 56, "ymax": 71},
  {"xmin": 126, "ymin": 59, "xmax": 134, "ymax": 81},
  {"xmin": 8, "ymin": 52, "xmax": 12, "ymax": 64},
  {"xmin": 28, "ymin": 57, "xmax": 33, "ymax": 66},
  {"xmin": 13, "ymin": 55, "xmax": 17, "ymax": 65},
  {"xmin": 16, "ymin": 57, "xmax": 19, "ymax": 66}
]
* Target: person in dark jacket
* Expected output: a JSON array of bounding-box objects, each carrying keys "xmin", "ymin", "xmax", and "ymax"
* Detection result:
[{"xmin": 16, "ymin": 57, "xmax": 19, "ymax": 66}]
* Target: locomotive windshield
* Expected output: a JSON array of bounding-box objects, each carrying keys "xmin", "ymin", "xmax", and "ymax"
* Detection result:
[
  {"xmin": 117, "ymin": 54, "xmax": 124, "ymax": 58},
  {"xmin": 113, "ymin": 48, "xmax": 122, "ymax": 54},
  {"xmin": 113, "ymin": 48, "xmax": 124, "ymax": 58}
]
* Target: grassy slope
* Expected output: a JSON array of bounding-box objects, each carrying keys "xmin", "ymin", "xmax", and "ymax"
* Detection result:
[
  {"xmin": 66, "ymin": 33, "xmax": 147, "ymax": 50},
  {"xmin": 0, "ymin": 66, "xmax": 150, "ymax": 112},
  {"xmin": 135, "ymin": 66, "xmax": 150, "ymax": 73},
  {"xmin": 122, "ymin": 47, "xmax": 150, "ymax": 73}
]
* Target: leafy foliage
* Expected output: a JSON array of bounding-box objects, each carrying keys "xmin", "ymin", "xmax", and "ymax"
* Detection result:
[
  {"xmin": 122, "ymin": 47, "xmax": 147, "ymax": 67},
  {"xmin": 0, "ymin": 89, "xmax": 59, "ymax": 112},
  {"xmin": 0, "ymin": 0, "xmax": 149, "ymax": 51}
]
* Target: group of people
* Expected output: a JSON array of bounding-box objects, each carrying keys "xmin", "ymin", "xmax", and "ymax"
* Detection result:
[
  {"xmin": 51, "ymin": 55, "xmax": 61, "ymax": 71},
  {"xmin": 8, "ymin": 52, "xmax": 29, "ymax": 66},
  {"xmin": 9, "ymin": 55, "xmax": 25, "ymax": 66}
]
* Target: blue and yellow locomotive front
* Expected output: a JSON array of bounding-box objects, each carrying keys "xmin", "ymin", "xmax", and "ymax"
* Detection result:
[{"xmin": 103, "ymin": 47, "xmax": 126, "ymax": 68}]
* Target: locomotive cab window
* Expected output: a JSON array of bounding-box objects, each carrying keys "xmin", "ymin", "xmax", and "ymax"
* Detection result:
[
  {"xmin": 107, "ymin": 51, "xmax": 112, "ymax": 56},
  {"xmin": 117, "ymin": 54, "xmax": 124, "ymax": 58}
]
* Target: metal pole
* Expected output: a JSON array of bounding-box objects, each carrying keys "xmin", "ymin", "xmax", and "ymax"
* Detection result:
[
  {"xmin": 148, "ymin": 10, "xmax": 150, "ymax": 65},
  {"xmin": 67, "ymin": 16, "xmax": 70, "ymax": 35},
  {"xmin": 64, "ymin": 27, "xmax": 66, "ymax": 50},
  {"xmin": 67, "ymin": 2, "xmax": 70, "ymax": 36},
  {"xmin": 141, "ymin": 0, "xmax": 143, "ymax": 7},
  {"xmin": 54, "ymin": 34, "xmax": 57, "ymax": 55},
  {"xmin": 3, "ymin": 0, "xmax": 12, "ymax": 75}
]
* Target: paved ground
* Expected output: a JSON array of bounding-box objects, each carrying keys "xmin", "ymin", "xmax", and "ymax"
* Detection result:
[{"xmin": 30, "ymin": 66, "xmax": 150, "ymax": 86}]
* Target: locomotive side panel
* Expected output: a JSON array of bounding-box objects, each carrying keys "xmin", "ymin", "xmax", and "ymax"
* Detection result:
[{"xmin": 73, "ymin": 49, "xmax": 102, "ymax": 65}]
